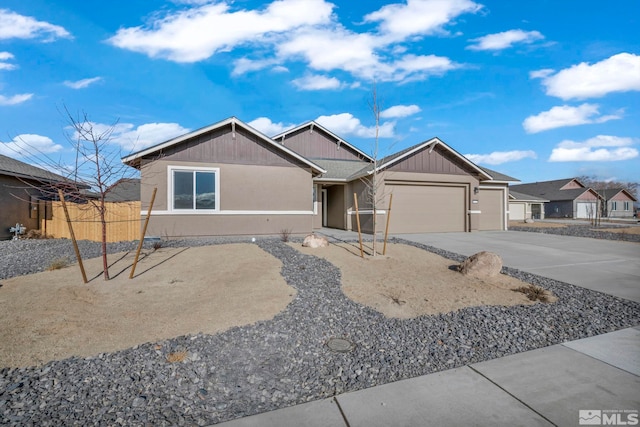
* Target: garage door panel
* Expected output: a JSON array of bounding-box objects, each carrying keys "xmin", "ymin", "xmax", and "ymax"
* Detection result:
[
  {"xmin": 479, "ymin": 189, "xmax": 504, "ymax": 231},
  {"xmin": 388, "ymin": 185, "xmax": 466, "ymax": 233}
]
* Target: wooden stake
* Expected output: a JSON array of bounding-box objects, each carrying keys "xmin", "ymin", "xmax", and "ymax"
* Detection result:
[
  {"xmin": 353, "ymin": 192, "xmax": 364, "ymax": 258},
  {"xmin": 58, "ymin": 189, "xmax": 87, "ymax": 284},
  {"xmin": 383, "ymin": 193, "xmax": 393, "ymax": 255},
  {"xmin": 130, "ymin": 187, "xmax": 157, "ymax": 279}
]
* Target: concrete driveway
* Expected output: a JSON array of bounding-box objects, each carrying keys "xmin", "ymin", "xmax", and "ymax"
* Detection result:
[{"xmin": 395, "ymin": 231, "xmax": 640, "ymax": 303}]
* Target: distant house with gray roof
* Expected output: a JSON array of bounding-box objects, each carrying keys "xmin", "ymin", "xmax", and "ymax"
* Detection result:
[{"xmin": 510, "ymin": 178, "xmax": 602, "ymax": 219}]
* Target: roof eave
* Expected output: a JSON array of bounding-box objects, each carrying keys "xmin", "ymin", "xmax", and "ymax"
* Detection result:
[{"xmin": 121, "ymin": 117, "xmax": 326, "ymax": 175}]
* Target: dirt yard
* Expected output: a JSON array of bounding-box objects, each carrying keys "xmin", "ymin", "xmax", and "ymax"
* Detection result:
[
  {"xmin": 0, "ymin": 244, "xmax": 295, "ymax": 368},
  {"xmin": 294, "ymin": 242, "xmax": 552, "ymax": 319},
  {"xmin": 1, "ymin": 241, "xmax": 555, "ymax": 368}
]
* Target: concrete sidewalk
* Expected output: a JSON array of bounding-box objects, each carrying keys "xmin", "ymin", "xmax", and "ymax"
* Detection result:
[
  {"xmin": 217, "ymin": 327, "xmax": 640, "ymax": 427},
  {"xmin": 216, "ymin": 230, "xmax": 639, "ymax": 426}
]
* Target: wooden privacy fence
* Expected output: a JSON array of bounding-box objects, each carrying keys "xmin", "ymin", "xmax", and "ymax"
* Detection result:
[{"xmin": 41, "ymin": 201, "xmax": 142, "ymax": 242}]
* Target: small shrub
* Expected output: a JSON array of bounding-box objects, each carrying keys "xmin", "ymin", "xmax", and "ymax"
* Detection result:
[
  {"xmin": 383, "ymin": 291, "xmax": 406, "ymax": 305},
  {"xmin": 513, "ymin": 285, "xmax": 551, "ymax": 303},
  {"xmin": 166, "ymin": 350, "xmax": 188, "ymax": 363},
  {"xmin": 279, "ymin": 228, "xmax": 293, "ymax": 242},
  {"xmin": 152, "ymin": 241, "xmax": 163, "ymax": 251},
  {"xmin": 47, "ymin": 258, "xmax": 69, "ymax": 271}
]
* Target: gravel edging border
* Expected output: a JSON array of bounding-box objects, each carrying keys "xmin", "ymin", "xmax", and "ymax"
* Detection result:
[
  {"xmin": 1, "ymin": 237, "xmax": 639, "ymax": 426},
  {"xmin": 509, "ymin": 224, "xmax": 640, "ymax": 243}
]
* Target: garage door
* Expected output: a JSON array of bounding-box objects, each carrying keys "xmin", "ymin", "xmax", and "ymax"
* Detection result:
[
  {"xmin": 387, "ymin": 184, "xmax": 466, "ymax": 233},
  {"xmin": 509, "ymin": 202, "xmax": 525, "ymax": 221},
  {"xmin": 479, "ymin": 189, "xmax": 504, "ymax": 231},
  {"xmin": 576, "ymin": 202, "xmax": 597, "ymax": 219}
]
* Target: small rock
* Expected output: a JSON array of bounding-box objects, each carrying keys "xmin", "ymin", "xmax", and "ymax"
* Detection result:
[{"xmin": 302, "ymin": 234, "xmax": 329, "ymax": 248}]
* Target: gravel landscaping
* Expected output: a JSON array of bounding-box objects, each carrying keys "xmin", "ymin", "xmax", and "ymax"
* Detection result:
[
  {"xmin": 509, "ymin": 223, "xmax": 640, "ymax": 243},
  {"xmin": 1, "ymin": 236, "xmax": 639, "ymax": 426}
]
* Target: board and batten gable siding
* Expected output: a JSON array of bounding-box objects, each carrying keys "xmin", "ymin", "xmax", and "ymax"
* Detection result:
[
  {"xmin": 560, "ymin": 179, "xmax": 584, "ymax": 190},
  {"xmin": 386, "ymin": 144, "xmax": 474, "ymax": 176},
  {"xmin": 154, "ymin": 124, "xmax": 310, "ymax": 169},
  {"xmin": 278, "ymin": 127, "xmax": 364, "ymax": 161}
]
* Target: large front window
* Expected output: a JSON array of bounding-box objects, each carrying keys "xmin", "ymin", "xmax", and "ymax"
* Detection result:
[{"xmin": 171, "ymin": 167, "xmax": 218, "ymax": 211}]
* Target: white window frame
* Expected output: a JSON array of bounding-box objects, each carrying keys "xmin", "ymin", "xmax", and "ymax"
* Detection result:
[
  {"xmin": 624, "ymin": 201, "xmax": 630, "ymax": 211},
  {"xmin": 611, "ymin": 201, "xmax": 618, "ymax": 211},
  {"xmin": 168, "ymin": 165, "xmax": 220, "ymax": 213}
]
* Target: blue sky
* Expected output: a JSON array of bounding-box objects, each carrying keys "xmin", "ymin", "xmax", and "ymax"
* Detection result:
[{"xmin": 1, "ymin": 0, "xmax": 639, "ymax": 185}]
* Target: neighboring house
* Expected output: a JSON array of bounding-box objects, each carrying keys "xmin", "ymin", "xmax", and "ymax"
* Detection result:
[
  {"xmin": 595, "ymin": 188, "xmax": 637, "ymax": 218},
  {"xmin": 510, "ymin": 178, "xmax": 602, "ymax": 219},
  {"xmin": 122, "ymin": 117, "xmax": 518, "ymax": 238},
  {"xmin": 105, "ymin": 178, "xmax": 141, "ymax": 202},
  {"xmin": 508, "ymin": 191, "xmax": 548, "ymax": 221},
  {"xmin": 0, "ymin": 154, "xmax": 70, "ymax": 240}
]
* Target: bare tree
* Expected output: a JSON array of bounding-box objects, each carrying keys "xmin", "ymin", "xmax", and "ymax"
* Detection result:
[
  {"xmin": 359, "ymin": 84, "xmax": 388, "ymax": 257},
  {"xmin": 7, "ymin": 107, "xmax": 135, "ymax": 280}
]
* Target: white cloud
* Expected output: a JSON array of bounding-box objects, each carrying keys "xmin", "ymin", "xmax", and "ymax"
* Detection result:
[
  {"xmin": 0, "ymin": 93, "xmax": 33, "ymax": 105},
  {"xmin": 292, "ymin": 74, "xmax": 342, "ymax": 90},
  {"xmin": 380, "ymin": 104, "xmax": 421, "ymax": 119},
  {"xmin": 0, "ymin": 51, "xmax": 16, "ymax": 70},
  {"xmin": 465, "ymin": 150, "xmax": 537, "ymax": 165},
  {"xmin": 364, "ymin": 0, "xmax": 482, "ymax": 41},
  {"xmin": 539, "ymin": 53, "xmax": 640, "ymax": 100},
  {"xmin": 549, "ymin": 135, "xmax": 638, "ymax": 162},
  {"xmin": 315, "ymin": 113, "xmax": 395, "ymax": 138},
  {"xmin": 108, "ymin": 0, "xmax": 334, "ymax": 62},
  {"xmin": 0, "ymin": 9, "xmax": 71, "ymax": 41},
  {"xmin": 73, "ymin": 122, "xmax": 190, "ymax": 152},
  {"xmin": 467, "ymin": 29, "xmax": 544, "ymax": 51},
  {"xmin": 247, "ymin": 117, "xmax": 294, "ymax": 136},
  {"xmin": 529, "ymin": 68, "xmax": 554, "ymax": 79},
  {"xmin": 0, "ymin": 134, "xmax": 63, "ymax": 157},
  {"xmin": 109, "ymin": 0, "xmax": 471, "ymax": 84},
  {"xmin": 522, "ymin": 103, "xmax": 621, "ymax": 133},
  {"xmin": 63, "ymin": 77, "xmax": 103, "ymax": 89}
]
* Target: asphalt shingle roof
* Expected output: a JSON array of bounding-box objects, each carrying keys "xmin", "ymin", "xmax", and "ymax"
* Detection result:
[
  {"xmin": 105, "ymin": 178, "xmax": 141, "ymax": 202},
  {"xmin": 510, "ymin": 178, "xmax": 590, "ymax": 201},
  {"xmin": 509, "ymin": 190, "xmax": 548, "ymax": 201},
  {"xmin": 312, "ymin": 159, "xmax": 371, "ymax": 180},
  {"xmin": 0, "ymin": 154, "xmax": 70, "ymax": 183}
]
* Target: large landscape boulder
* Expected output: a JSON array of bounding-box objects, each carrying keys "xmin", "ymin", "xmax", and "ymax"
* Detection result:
[
  {"xmin": 458, "ymin": 251, "xmax": 503, "ymax": 277},
  {"xmin": 302, "ymin": 234, "xmax": 329, "ymax": 248}
]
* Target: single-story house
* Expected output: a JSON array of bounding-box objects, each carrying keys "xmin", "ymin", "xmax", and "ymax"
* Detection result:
[
  {"xmin": 122, "ymin": 117, "xmax": 519, "ymax": 238},
  {"xmin": 0, "ymin": 154, "xmax": 70, "ymax": 239},
  {"xmin": 595, "ymin": 188, "xmax": 637, "ymax": 218},
  {"xmin": 508, "ymin": 191, "xmax": 548, "ymax": 221},
  {"xmin": 510, "ymin": 178, "xmax": 602, "ymax": 219}
]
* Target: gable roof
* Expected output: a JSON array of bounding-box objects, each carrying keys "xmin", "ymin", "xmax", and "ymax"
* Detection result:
[
  {"xmin": 479, "ymin": 166, "xmax": 519, "ymax": 183},
  {"xmin": 509, "ymin": 190, "xmax": 548, "ymax": 202},
  {"xmin": 0, "ymin": 154, "xmax": 71, "ymax": 184},
  {"xmin": 510, "ymin": 178, "xmax": 599, "ymax": 201},
  {"xmin": 121, "ymin": 117, "xmax": 326, "ymax": 174},
  {"xmin": 273, "ymin": 121, "xmax": 374, "ymax": 162},
  {"xmin": 349, "ymin": 137, "xmax": 493, "ymax": 181},
  {"xmin": 595, "ymin": 188, "xmax": 638, "ymax": 202},
  {"xmin": 105, "ymin": 178, "xmax": 141, "ymax": 202}
]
